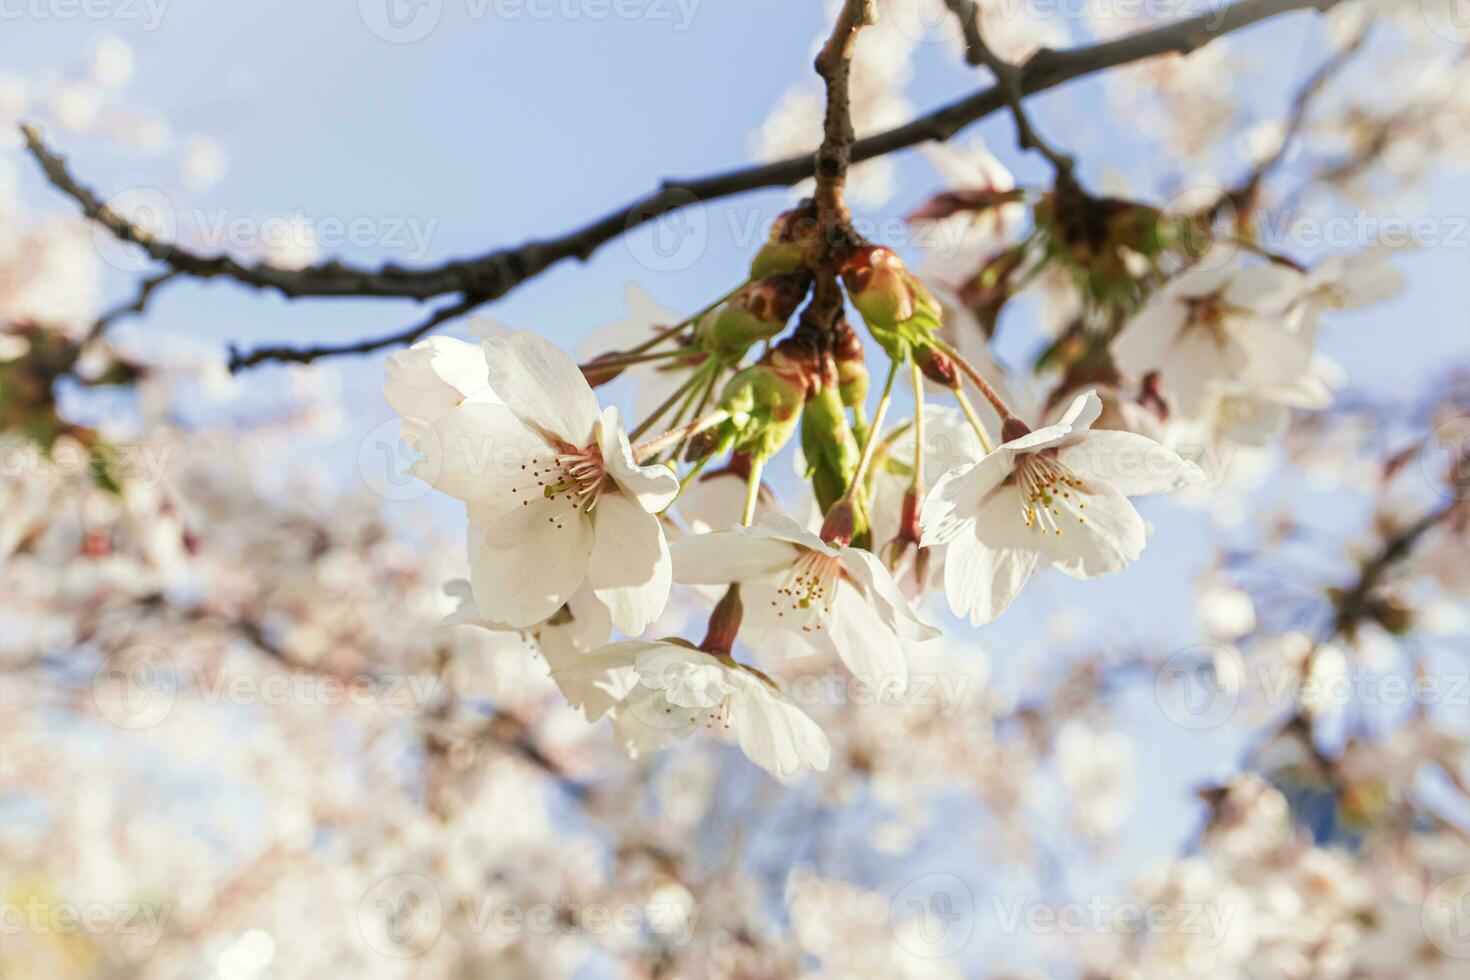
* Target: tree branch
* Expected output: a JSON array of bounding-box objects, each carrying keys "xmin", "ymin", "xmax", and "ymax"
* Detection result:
[
  {"xmin": 944, "ymin": 0, "xmax": 1077, "ymax": 183},
  {"xmin": 23, "ymin": 0, "xmax": 1339, "ymax": 365},
  {"xmin": 226, "ymin": 294, "xmax": 487, "ymax": 372}
]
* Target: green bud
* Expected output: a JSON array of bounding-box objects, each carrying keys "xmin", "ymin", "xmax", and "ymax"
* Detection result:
[
  {"xmin": 841, "ymin": 247, "xmax": 915, "ymax": 329},
  {"xmin": 750, "ymin": 240, "xmax": 806, "ymax": 280},
  {"xmin": 717, "ymin": 361, "xmax": 806, "ymax": 461},
  {"xmin": 696, "ymin": 274, "xmax": 811, "ymax": 360},
  {"xmin": 832, "ymin": 320, "xmax": 869, "ymax": 408},
  {"xmin": 800, "ymin": 379, "xmax": 862, "ymax": 517}
]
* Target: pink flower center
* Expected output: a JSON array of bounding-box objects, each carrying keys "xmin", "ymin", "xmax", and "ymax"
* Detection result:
[{"xmin": 508, "ymin": 443, "xmax": 609, "ymax": 530}]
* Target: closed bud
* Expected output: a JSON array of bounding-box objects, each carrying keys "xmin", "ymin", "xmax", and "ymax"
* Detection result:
[
  {"xmin": 717, "ymin": 360, "xmax": 807, "ymax": 461},
  {"xmin": 579, "ymin": 351, "xmax": 627, "ymax": 388},
  {"xmin": 697, "ymin": 274, "xmax": 811, "ymax": 359},
  {"xmin": 800, "ymin": 377, "xmax": 863, "ymax": 516},
  {"xmin": 915, "ymin": 344, "xmax": 959, "ymax": 389},
  {"xmin": 832, "ymin": 320, "xmax": 869, "ymax": 408},
  {"xmin": 840, "ymin": 246, "xmax": 915, "ymax": 329}
]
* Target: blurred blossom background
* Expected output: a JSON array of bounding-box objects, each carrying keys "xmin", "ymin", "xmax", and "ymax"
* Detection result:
[{"xmin": 3, "ymin": 0, "xmax": 1470, "ymax": 977}]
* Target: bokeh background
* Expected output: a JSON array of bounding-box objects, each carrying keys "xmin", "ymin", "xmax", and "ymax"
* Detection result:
[{"xmin": 3, "ymin": 0, "xmax": 1470, "ymax": 976}]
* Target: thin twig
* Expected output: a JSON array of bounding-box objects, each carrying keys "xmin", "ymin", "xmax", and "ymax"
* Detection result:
[
  {"xmin": 944, "ymin": 0, "xmax": 1076, "ymax": 183},
  {"xmin": 87, "ymin": 269, "xmax": 183, "ymax": 342},
  {"xmin": 226, "ymin": 294, "xmax": 487, "ymax": 372}
]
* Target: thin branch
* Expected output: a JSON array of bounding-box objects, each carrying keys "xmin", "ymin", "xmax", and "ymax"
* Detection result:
[
  {"xmin": 813, "ymin": 0, "xmax": 877, "ymax": 233},
  {"xmin": 1222, "ymin": 25, "xmax": 1372, "ymax": 211},
  {"xmin": 226, "ymin": 294, "xmax": 487, "ymax": 372},
  {"xmin": 944, "ymin": 0, "xmax": 1077, "ymax": 183},
  {"xmin": 87, "ymin": 268, "xmax": 183, "ymax": 342},
  {"xmin": 22, "ymin": 0, "xmax": 1340, "ymax": 369}
]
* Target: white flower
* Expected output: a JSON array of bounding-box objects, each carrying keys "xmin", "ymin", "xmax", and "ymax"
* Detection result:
[
  {"xmin": 383, "ymin": 336, "xmax": 497, "ymax": 445},
  {"xmin": 670, "ymin": 514, "xmax": 940, "ymax": 690},
  {"xmin": 438, "ymin": 578, "xmax": 625, "ymax": 720},
  {"xmin": 553, "ymin": 640, "xmax": 830, "ymax": 781},
  {"xmin": 922, "ymin": 391, "xmax": 1203, "ymax": 625},
  {"xmin": 409, "ymin": 330, "xmax": 679, "ymax": 633},
  {"xmin": 1112, "ymin": 262, "xmax": 1311, "ymax": 418},
  {"xmin": 1298, "ymin": 249, "xmax": 1404, "ymax": 336}
]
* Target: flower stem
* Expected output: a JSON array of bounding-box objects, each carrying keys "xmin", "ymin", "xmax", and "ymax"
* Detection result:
[
  {"xmin": 931, "ymin": 336, "xmax": 1020, "ymax": 426},
  {"xmin": 580, "ymin": 345, "xmax": 700, "ymax": 370},
  {"xmin": 627, "ymin": 361, "xmax": 710, "ymax": 441},
  {"xmin": 623, "ymin": 282, "xmax": 746, "ymax": 356},
  {"xmin": 634, "ymin": 409, "xmax": 731, "ymax": 462},
  {"xmin": 742, "ymin": 454, "xmax": 765, "ymax": 526},
  {"xmin": 844, "ymin": 357, "xmax": 901, "ymax": 502},
  {"xmin": 953, "ymin": 388, "xmax": 995, "ymax": 454},
  {"xmin": 911, "ymin": 360, "xmax": 926, "ymax": 492}
]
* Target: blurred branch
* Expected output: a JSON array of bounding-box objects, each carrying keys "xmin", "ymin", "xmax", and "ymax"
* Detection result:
[
  {"xmin": 1221, "ymin": 26, "xmax": 1372, "ymax": 213},
  {"xmin": 944, "ymin": 0, "xmax": 1077, "ymax": 184},
  {"xmin": 87, "ymin": 268, "xmax": 183, "ymax": 342},
  {"xmin": 23, "ymin": 0, "xmax": 1340, "ymax": 365}
]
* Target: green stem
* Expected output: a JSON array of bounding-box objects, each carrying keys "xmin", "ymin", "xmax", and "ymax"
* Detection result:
[
  {"xmin": 911, "ymin": 360, "xmax": 925, "ymax": 490},
  {"xmin": 932, "ymin": 336, "xmax": 1019, "ymax": 425},
  {"xmin": 742, "ymin": 455, "xmax": 765, "ymax": 526},
  {"xmin": 581, "ymin": 345, "xmax": 701, "ymax": 369},
  {"xmin": 633, "ymin": 408, "xmax": 731, "ymax": 462},
  {"xmin": 624, "ymin": 281, "xmax": 747, "ymax": 356},
  {"xmin": 954, "ymin": 389, "xmax": 995, "ymax": 454},
  {"xmin": 843, "ymin": 357, "xmax": 901, "ymax": 504},
  {"xmin": 627, "ymin": 362, "xmax": 709, "ymax": 442}
]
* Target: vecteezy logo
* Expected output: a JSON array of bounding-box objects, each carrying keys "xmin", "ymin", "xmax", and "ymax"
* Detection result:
[
  {"xmin": 93, "ymin": 187, "xmax": 176, "ymax": 274},
  {"xmin": 358, "ymin": 417, "xmax": 438, "ymax": 502},
  {"xmin": 359, "ymin": 0, "xmax": 443, "ymax": 43},
  {"xmin": 1154, "ymin": 645, "xmax": 1242, "ymax": 731},
  {"xmin": 1422, "ymin": 0, "xmax": 1470, "ymax": 43},
  {"xmin": 1421, "ymin": 416, "xmax": 1470, "ymax": 501},
  {"xmin": 1424, "ymin": 874, "xmax": 1470, "ymax": 958},
  {"xmin": 358, "ymin": 874, "xmax": 444, "ymax": 958},
  {"xmin": 625, "ymin": 189, "xmax": 707, "ymax": 273},
  {"xmin": 889, "ymin": 873, "xmax": 974, "ymax": 959},
  {"xmin": 92, "ymin": 646, "xmax": 177, "ymax": 730}
]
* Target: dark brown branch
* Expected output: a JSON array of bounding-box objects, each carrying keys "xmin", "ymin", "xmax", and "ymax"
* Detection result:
[
  {"xmin": 24, "ymin": 0, "xmax": 1340, "ymax": 359},
  {"xmin": 87, "ymin": 268, "xmax": 183, "ymax": 342},
  {"xmin": 226, "ymin": 294, "xmax": 487, "ymax": 372},
  {"xmin": 813, "ymin": 0, "xmax": 876, "ymax": 233}
]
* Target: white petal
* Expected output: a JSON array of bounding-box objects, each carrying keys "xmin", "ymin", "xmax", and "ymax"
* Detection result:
[
  {"xmin": 1008, "ymin": 391, "xmax": 1101, "ymax": 453},
  {"xmin": 920, "ymin": 451, "xmax": 1012, "ymax": 547},
  {"xmin": 677, "ymin": 472, "xmax": 758, "ymax": 532},
  {"xmin": 586, "ymin": 494, "xmax": 671, "ymax": 636},
  {"xmin": 726, "ymin": 673, "xmax": 830, "ymax": 780},
  {"xmin": 828, "ymin": 585, "xmax": 909, "ymax": 693},
  {"xmin": 839, "ymin": 547, "xmax": 940, "ymax": 642},
  {"xmin": 1058, "ymin": 430, "xmax": 1203, "ymax": 496},
  {"xmin": 1113, "ymin": 300, "xmax": 1186, "ymax": 377},
  {"xmin": 632, "ymin": 643, "xmax": 735, "ymax": 709},
  {"xmin": 1223, "ymin": 264, "xmax": 1304, "ymax": 312},
  {"xmin": 468, "ymin": 502, "xmax": 594, "ymax": 628},
  {"xmin": 598, "ymin": 405, "xmax": 679, "ymax": 512},
  {"xmin": 414, "ymin": 402, "xmax": 552, "ymax": 509},
  {"xmin": 671, "ymin": 531, "xmax": 797, "ymax": 585},
  {"xmin": 611, "ymin": 685, "xmax": 699, "ymax": 754},
  {"xmin": 482, "ymin": 329, "xmax": 601, "ymax": 443},
  {"xmin": 942, "ymin": 486, "xmax": 1041, "ymax": 625},
  {"xmin": 383, "ymin": 336, "xmax": 496, "ymax": 423},
  {"xmin": 1038, "ymin": 482, "xmax": 1147, "ymax": 579},
  {"xmin": 546, "ymin": 639, "xmax": 641, "ymax": 722}
]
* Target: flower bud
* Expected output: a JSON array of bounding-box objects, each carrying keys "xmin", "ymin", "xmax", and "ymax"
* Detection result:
[
  {"xmin": 832, "ymin": 320, "xmax": 869, "ymax": 408},
  {"xmin": 717, "ymin": 359, "xmax": 807, "ymax": 461},
  {"xmin": 840, "ymin": 246, "xmax": 914, "ymax": 329},
  {"xmin": 915, "ymin": 344, "xmax": 959, "ymax": 389},
  {"xmin": 697, "ymin": 273, "xmax": 811, "ymax": 359},
  {"xmin": 800, "ymin": 377, "xmax": 862, "ymax": 516},
  {"xmin": 579, "ymin": 351, "xmax": 627, "ymax": 388}
]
